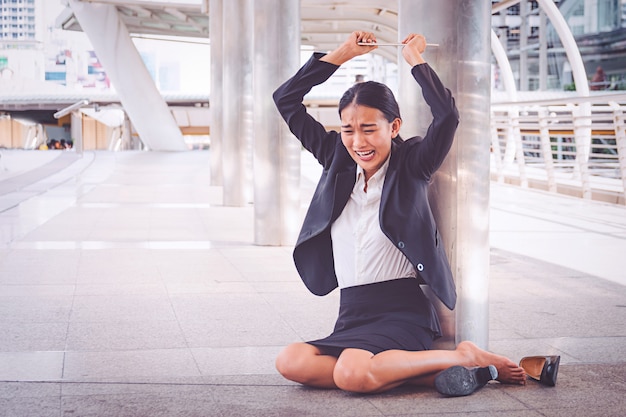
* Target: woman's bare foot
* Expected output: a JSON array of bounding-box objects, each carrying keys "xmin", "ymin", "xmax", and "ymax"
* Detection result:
[{"xmin": 456, "ymin": 341, "xmax": 526, "ymax": 385}]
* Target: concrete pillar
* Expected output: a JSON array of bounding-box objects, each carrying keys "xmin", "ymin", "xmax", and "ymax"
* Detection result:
[
  {"xmin": 67, "ymin": 0, "xmax": 186, "ymax": 151},
  {"xmin": 222, "ymin": 0, "xmax": 254, "ymax": 206},
  {"xmin": 122, "ymin": 114, "xmax": 132, "ymax": 150},
  {"xmin": 252, "ymin": 0, "xmax": 301, "ymax": 245},
  {"xmin": 209, "ymin": 0, "xmax": 223, "ymax": 186},
  {"xmin": 70, "ymin": 112, "xmax": 83, "ymax": 155},
  {"xmin": 398, "ymin": 0, "xmax": 492, "ymax": 349}
]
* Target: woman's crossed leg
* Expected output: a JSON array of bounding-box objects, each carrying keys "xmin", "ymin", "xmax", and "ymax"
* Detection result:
[{"xmin": 275, "ymin": 341, "xmax": 526, "ymax": 394}]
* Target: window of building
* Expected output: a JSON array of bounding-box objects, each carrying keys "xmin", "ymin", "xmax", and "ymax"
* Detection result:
[
  {"xmin": 508, "ymin": 4, "xmax": 520, "ymax": 15},
  {"xmin": 598, "ymin": 0, "xmax": 620, "ymax": 31}
]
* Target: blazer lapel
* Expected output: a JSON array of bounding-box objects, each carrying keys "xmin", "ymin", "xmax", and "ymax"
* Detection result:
[
  {"xmin": 380, "ymin": 140, "xmax": 401, "ymax": 218},
  {"xmin": 331, "ymin": 167, "xmax": 356, "ymax": 223}
]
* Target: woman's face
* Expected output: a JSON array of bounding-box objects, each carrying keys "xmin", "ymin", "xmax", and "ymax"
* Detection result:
[{"xmin": 340, "ymin": 103, "xmax": 401, "ymax": 181}]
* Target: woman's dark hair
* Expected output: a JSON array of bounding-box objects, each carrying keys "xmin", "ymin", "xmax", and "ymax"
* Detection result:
[{"xmin": 338, "ymin": 81, "xmax": 401, "ymax": 123}]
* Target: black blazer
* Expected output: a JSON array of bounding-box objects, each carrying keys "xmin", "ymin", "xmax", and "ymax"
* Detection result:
[{"xmin": 273, "ymin": 53, "xmax": 460, "ymax": 310}]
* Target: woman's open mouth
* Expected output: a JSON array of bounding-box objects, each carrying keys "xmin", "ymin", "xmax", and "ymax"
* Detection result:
[{"xmin": 355, "ymin": 150, "xmax": 375, "ymax": 160}]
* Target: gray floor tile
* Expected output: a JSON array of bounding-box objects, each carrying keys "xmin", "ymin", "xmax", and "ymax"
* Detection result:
[
  {"xmin": 62, "ymin": 349, "xmax": 200, "ymax": 380},
  {"xmin": 191, "ymin": 346, "xmax": 281, "ymax": 376},
  {"xmin": 65, "ymin": 320, "xmax": 188, "ymax": 351},
  {"xmin": 0, "ymin": 322, "xmax": 68, "ymax": 352},
  {"xmin": 69, "ymin": 294, "xmax": 177, "ymax": 323},
  {"xmin": 0, "ymin": 396, "xmax": 62, "ymax": 417},
  {"xmin": 0, "ymin": 295, "xmax": 73, "ymax": 323},
  {"xmin": 0, "ymin": 351, "xmax": 64, "ymax": 380}
]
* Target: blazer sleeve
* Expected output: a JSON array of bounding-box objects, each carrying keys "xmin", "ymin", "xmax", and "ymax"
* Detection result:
[
  {"xmin": 407, "ymin": 64, "xmax": 460, "ymax": 180},
  {"xmin": 273, "ymin": 53, "xmax": 342, "ymax": 169}
]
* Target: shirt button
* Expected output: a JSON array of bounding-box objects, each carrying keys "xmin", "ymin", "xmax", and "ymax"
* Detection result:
[
  {"xmin": 398, "ymin": 241, "xmax": 405, "ymax": 249},
  {"xmin": 417, "ymin": 263, "xmax": 424, "ymax": 271}
]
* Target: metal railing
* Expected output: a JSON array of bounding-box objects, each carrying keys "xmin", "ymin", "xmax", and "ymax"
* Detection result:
[{"xmin": 491, "ymin": 93, "xmax": 626, "ymax": 205}]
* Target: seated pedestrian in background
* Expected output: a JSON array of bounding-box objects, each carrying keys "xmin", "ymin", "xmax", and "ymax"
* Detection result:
[{"xmin": 590, "ymin": 66, "xmax": 607, "ymax": 90}]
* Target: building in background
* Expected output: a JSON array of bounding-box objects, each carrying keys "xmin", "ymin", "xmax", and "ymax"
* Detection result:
[
  {"xmin": 1, "ymin": 1, "xmax": 208, "ymax": 93},
  {"xmin": 492, "ymin": 0, "xmax": 626, "ymax": 91},
  {"xmin": 0, "ymin": 0, "xmax": 38, "ymax": 44},
  {"xmin": 0, "ymin": 0, "xmax": 43, "ymax": 80},
  {"xmin": 0, "ymin": 1, "xmax": 211, "ymax": 150}
]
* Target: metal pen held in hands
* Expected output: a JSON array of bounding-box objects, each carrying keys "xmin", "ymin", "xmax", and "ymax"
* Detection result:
[{"xmin": 357, "ymin": 42, "xmax": 439, "ymax": 47}]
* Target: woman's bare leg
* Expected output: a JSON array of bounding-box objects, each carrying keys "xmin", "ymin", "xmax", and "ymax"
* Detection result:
[
  {"xmin": 275, "ymin": 342, "xmax": 338, "ymax": 389},
  {"xmin": 332, "ymin": 341, "xmax": 526, "ymax": 393}
]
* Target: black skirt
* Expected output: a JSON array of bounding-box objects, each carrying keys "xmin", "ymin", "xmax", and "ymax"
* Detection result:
[{"xmin": 308, "ymin": 277, "xmax": 442, "ymax": 357}]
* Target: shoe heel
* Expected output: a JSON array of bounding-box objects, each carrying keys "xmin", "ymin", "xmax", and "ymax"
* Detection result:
[
  {"xmin": 520, "ymin": 355, "xmax": 561, "ymax": 387},
  {"xmin": 434, "ymin": 365, "xmax": 497, "ymax": 397},
  {"xmin": 540, "ymin": 356, "xmax": 560, "ymax": 387},
  {"xmin": 475, "ymin": 364, "xmax": 498, "ymax": 385}
]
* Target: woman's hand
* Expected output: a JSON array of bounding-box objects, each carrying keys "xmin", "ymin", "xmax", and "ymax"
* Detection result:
[
  {"xmin": 320, "ymin": 31, "xmax": 377, "ymax": 66},
  {"xmin": 401, "ymin": 33, "xmax": 427, "ymax": 67}
]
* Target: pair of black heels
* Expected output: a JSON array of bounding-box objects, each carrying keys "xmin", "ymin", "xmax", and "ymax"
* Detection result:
[{"xmin": 434, "ymin": 355, "xmax": 561, "ymax": 397}]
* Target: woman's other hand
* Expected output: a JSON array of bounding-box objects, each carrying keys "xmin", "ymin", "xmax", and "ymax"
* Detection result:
[
  {"xmin": 320, "ymin": 31, "xmax": 377, "ymax": 66},
  {"xmin": 401, "ymin": 33, "xmax": 427, "ymax": 67}
]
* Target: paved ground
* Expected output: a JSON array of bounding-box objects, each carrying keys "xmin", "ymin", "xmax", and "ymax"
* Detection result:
[{"xmin": 0, "ymin": 149, "xmax": 624, "ymax": 416}]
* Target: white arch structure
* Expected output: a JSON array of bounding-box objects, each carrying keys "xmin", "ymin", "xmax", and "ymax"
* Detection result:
[
  {"xmin": 492, "ymin": 0, "xmax": 590, "ymax": 98},
  {"xmin": 491, "ymin": 29, "xmax": 525, "ymax": 184},
  {"xmin": 66, "ymin": 0, "xmax": 188, "ymax": 151},
  {"xmin": 491, "ymin": 0, "xmax": 592, "ymax": 198}
]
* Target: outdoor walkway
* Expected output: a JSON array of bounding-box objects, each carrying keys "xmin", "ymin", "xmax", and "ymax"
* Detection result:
[{"xmin": 0, "ymin": 149, "xmax": 624, "ymax": 416}]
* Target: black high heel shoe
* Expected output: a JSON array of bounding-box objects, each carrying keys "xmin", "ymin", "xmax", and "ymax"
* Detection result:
[
  {"xmin": 434, "ymin": 365, "xmax": 498, "ymax": 396},
  {"xmin": 519, "ymin": 355, "xmax": 560, "ymax": 387}
]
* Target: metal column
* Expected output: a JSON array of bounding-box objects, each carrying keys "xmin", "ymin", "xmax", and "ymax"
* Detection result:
[
  {"xmin": 520, "ymin": 0, "xmax": 529, "ymax": 90},
  {"xmin": 222, "ymin": 0, "xmax": 254, "ymax": 206},
  {"xmin": 539, "ymin": 9, "xmax": 548, "ymax": 91},
  {"xmin": 209, "ymin": 0, "xmax": 224, "ymax": 186},
  {"xmin": 67, "ymin": 0, "xmax": 186, "ymax": 151},
  {"xmin": 398, "ymin": 0, "xmax": 492, "ymax": 349},
  {"xmin": 252, "ymin": 0, "xmax": 301, "ymax": 245}
]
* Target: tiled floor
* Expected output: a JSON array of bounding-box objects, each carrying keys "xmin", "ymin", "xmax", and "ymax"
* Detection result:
[{"xmin": 0, "ymin": 149, "xmax": 624, "ymax": 416}]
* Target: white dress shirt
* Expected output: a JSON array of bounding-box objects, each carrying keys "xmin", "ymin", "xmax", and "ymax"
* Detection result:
[{"xmin": 331, "ymin": 157, "xmax": 417, "ymax": 289}]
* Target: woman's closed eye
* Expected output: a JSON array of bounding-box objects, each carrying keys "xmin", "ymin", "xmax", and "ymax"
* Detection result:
[{"xmin": 341, "ymin": 128, "xmax": 376, "ymax": 135}]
